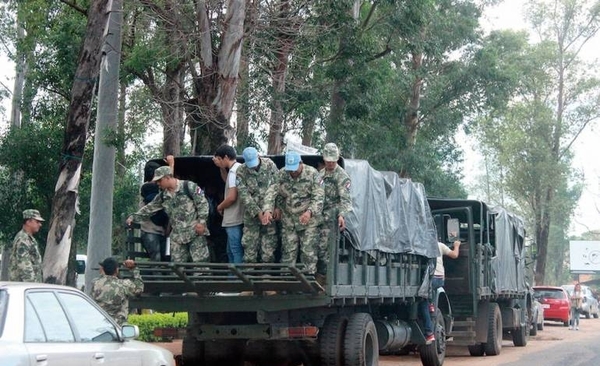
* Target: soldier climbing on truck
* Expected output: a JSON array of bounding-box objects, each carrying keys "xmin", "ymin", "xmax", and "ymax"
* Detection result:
[{"xmin": 124, "ymin": 155, "xmax": 450, "ymax": 366}]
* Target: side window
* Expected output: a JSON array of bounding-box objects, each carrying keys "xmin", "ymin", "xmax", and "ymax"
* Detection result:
[
  {"xmin": 26, "ymin": 292, "xmax": 74, "ymax": 342},
  {"xmin": 57, "ymin": 292, "xmax": 118, "ymax": 342},
  {"xmin": 24, "ymin": 300, "xmax": 45, "ymax": 342}
]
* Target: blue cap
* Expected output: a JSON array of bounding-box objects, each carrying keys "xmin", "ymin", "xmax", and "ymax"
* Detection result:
[
  {"xmin": 285, "ymin": 151, "xmax": 301, "ymax": 171},
  {"xmin": 243, "ymin": 147, "xmax": 259, "ymax": 168}
]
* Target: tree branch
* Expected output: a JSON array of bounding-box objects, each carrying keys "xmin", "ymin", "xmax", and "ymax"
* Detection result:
[{"xmin": 59, "ymin": 0, "xmax": 88, "ymax": 16}]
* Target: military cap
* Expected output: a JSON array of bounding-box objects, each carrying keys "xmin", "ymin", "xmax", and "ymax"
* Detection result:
[
  {"xmin": 23, "ymin": 209, "xmax": 44, "ymax": 221},
  {"xmin": 243, "ymin": 147, "xmax": 259, "ymax": 168},
  {"xmin": 99, "ymin": 257, "xmax": 118, "ymax": 275},
  {"xmin": 285, "ymin": 151, "xmax": 301, "ymax": 171},
  {"xmin": 323, "ymin": 143, "xmax": 340, "ymax": 162},
  {"xmin": 152, "ymin": 166, "xmax": 171, "ymax": 181}
]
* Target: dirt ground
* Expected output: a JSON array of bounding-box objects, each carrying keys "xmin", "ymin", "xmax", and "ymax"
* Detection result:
[{"xmin": 153, "ymin": 317, "xmax": 596, "ymax": 365}]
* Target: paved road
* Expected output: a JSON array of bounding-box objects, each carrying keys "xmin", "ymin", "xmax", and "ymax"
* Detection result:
[
  {"xmin": 380, "ymin": 317, "xmax": 600, "ymax": 366},
  {"xmin": 156, "ymin": 317, "xmax": 600, "ymax": 365}
]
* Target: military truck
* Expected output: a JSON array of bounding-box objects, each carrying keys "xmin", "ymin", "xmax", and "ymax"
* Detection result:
[
  {"xmin": 427, "ymin": 199, "xmax": 533, "ymax": 356},
  {"xmin": 126, "ymin": 156, "xmax": 450, "ymax": 366}
]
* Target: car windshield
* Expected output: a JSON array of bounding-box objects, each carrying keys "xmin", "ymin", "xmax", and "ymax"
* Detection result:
[{"xmin": 535, "ymin": 290, "xmax": 565, "ymax": 299}]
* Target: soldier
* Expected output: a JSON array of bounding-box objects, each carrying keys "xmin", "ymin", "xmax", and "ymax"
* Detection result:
[
  {"xmin": 317, "ymin": 143, "xmax": 353, "ymax": 277},
  {"xmin": 126, "ymin": 166, "xmax": 211, "ymax": 263},
  {"xmin": 262, "ymin": 151, "xmax": 324, "ymax": 274},
  {"xmin": 236, "ymin": 147, "xmax": 279, "ymax": 263},
  {"xmin": 91, "ymin": 257, "xmax": 143, "ymax": 325},
  {"xmin": 8, "ymin": 209, "xmax": 45, "ymax": 282}
]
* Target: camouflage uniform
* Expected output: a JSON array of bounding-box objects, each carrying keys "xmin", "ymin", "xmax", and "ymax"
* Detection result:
[
  {"xmin": 263, "ymin": 164, "xmax": 324, "ymax": 274},
  {"xmin": 8, "ymin": 229, "xmax": 43, "ymax": 282},
  {"xmin": 317, "ymin": 164, "xmax": 352, "ymax": 274},
  {"xmin": 236, "ymin": 157, "xmax": 279, "ymax": 263},
  {"xmin": 91, "ymin": 270, "xmax": 143, "ymax": 325},
  {"xmin": 132, "ymin": 180, "xmax": 210, "ymax": 263}
]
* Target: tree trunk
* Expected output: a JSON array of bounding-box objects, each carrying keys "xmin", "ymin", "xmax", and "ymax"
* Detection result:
[
  {"xmin": 189, "ymin": 0, "xmax": 244, "ymax": 154},
  {"xmin": 10, "ymin": 19, "xmax": 26, "ymax": 128},
  {"xmin": 116, "ymin": 80, "xmax": 127, "ymax": 177},
  {"xmin": 266, "ymin": 2, "xmax": 295, "ymax": 154},
  {"xmin": 43, "ymin": 0, "xmax": 110, "ymax": 284},
  {"xmin": 534, "ymin": 187, "xmax": 552, "ymax": 285}
]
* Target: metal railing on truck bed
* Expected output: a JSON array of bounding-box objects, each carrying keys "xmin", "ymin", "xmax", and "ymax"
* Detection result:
[{"xmin": 125, "ymin": 231, "xmax": 429, "ymax": 311}]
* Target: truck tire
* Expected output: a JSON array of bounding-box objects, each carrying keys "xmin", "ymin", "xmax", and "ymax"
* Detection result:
[
  {"xmin": 343, "ymin": 313, "xmax": 379, "ymax": 366},
  {"xmin": 418, "ymin": 308, "xmax": 446, "ymax": 366},
  {"xmin": 537, "ymin": 320, "xmax": 544, "ymax": 331},
  {"xmin": 530, "ymin": 321, "xmax": 537, "ymax": 336},
  {"xmin": 468, "ymin": 343, "xmax": 485, "ymax": 356},
  {"xmin": 484, "ymin": 303, "xmax": 502, "ymax": 356},
  {"xmin": 181, "ymin": 335, "xmax": 204, "ymax": 365},
  {"xmin": 204, "ymin": 340, "xmax": 245, "ymax": 366},
  {"xmin": 512, "ymin": 323, "xmax": 528, "ymax": 347},
  {"xmin": 320, "ymin": 314, "xmax": 348, "ymax": 366}
]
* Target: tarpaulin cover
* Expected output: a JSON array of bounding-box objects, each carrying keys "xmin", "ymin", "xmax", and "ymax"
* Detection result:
[
  {"xmin": 489, "ymin": 206, "xmax": 528, "ymax": 293},
  {"xmin": 343, "ymin": 159, "xmax": 439, "ymax": 259}
]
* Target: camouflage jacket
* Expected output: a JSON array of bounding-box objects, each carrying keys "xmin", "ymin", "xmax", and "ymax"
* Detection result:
[
  {"xmin": 8, "ymin": 229, "xmax": 43, "ymax": 282},
  {"xmin": 263, "ymin": 164, "xmax": 324, "ymax": 216},
  {"xmin": 236, "ymin": 157, "xmax": 279, "ymax": 218},
  {"xmin": 132, "ymin": 180, "xmax": 210, "ymax": 244},
  {"xmin": 91, "ymin": 270, "xmax": 143, "ymax": 325},
  {"xmin": 318, "ymin": 164, "xmax": 353, "ymax": 220}
]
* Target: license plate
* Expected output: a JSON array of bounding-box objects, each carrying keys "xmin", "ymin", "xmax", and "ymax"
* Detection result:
[{"xmin": 542, "ymin": 304, "xmax": 550, "ymax": 308}]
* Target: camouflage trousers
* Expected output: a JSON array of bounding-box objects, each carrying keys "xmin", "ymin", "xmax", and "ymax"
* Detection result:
[
  {"xmin": 280, "ymin": 214, "xmax": 318, "ymax": 274},
  {"xmin": 170, "ymin": 235, "xmax": 210, "ymax": 263},
  {"xmin": 242, "ymin": 218, "xmax": 279, "ymax": 263},
  {"xmin": 317, "ymin": 217, "xmax": 338, "ymax": 275}
]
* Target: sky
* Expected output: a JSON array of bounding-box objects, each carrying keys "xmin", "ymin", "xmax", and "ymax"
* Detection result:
[
  {"xmin": 0, "ymin": 1, "xmax": 598, "ymax": 235},
  {"xmin": 479, "ymin": 1, "xmax": 600, "ymax": 236}
]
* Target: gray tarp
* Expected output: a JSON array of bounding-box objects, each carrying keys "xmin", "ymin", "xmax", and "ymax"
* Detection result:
[
  {"xmin": 343, "ymin": 159, "xmax": 439, "ymax": 259},
  {"xmin": 489, "ymin": 206, "xmax": 528, "ymax": 293}
]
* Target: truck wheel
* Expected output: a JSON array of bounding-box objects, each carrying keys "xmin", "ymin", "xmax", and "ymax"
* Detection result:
[
  {"xmin": 484, "ymin": 303, "xmax": 502, "ymax": 356},
  {"xmin": 320, "ymin": 314, "xmax": 348, "ymax": 366},
  {"xmin": 512, "ymin": 323, "xmax": 528, "ymax": 347},
  {"xmin": 343, "ymin": 313, "xmax": 379, "ymax": 366},
  {"xmin": 468, "ymin": 343, "xmax": 485, "ymax": 356},
  {"xmin": 181, "ymin": 335, "xmax": 204, "ymax": 365},
  {"xmin": 204, "ymin": 340, "xmax": 245, "ymax": 366},
  {"xmin": 418, "ymin": 308, "xmax": 446, "ymax": 366},
  {"xmin": 530, "ymin": 321, "xmax": 537, "ymax": 336}
]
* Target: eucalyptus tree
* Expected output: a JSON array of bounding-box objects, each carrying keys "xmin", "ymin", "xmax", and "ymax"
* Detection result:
[{"xmin": 474, "ymin": 0, "xmax": 600, "ymax": 284}]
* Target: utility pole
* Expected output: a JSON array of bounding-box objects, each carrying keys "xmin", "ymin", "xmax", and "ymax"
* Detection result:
[{"xmin": 85, "ymin": 0, "xmax": 123, "ymax": 293}]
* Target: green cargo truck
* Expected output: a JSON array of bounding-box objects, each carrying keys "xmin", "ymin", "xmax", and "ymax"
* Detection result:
[
  {"xmin": 427, "ymin": 199, "xmax": 534, "ymax": 356},
  {"xmin": 127, "ymin": 156, "xmax": 451, "ymax": 366}
]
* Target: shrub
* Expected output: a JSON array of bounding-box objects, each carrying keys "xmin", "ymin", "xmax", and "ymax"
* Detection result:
[{"xmin": 127, "ymin": 312, "xmax": 188, "ymax": 342}]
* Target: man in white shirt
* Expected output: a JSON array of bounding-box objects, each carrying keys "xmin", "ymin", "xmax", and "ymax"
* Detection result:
[
  {"xmin": 213, "ymin": 144, "xmax": 245, "ymax": 264},
  {"xmin": 421, "ymin": 235, "xmax": 461, "ymax": 344}
]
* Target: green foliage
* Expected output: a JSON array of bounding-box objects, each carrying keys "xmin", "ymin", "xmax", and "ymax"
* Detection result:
[
  {"xmin": 0, "ymin": 123, "xmax": 63, "ymax": 249},
  {"xmin": 127, "ymin": 312, "xmax": 188, "ymax": 342}
]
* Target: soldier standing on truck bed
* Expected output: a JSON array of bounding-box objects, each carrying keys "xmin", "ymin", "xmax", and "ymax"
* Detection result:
[
  {"xmin": 261, "ymin": 151, "xmax": 324, "ymax": 274},
  {"xmin": 236, "ymin": 147, "xmax": 280, "ymax": 263},
  {"xmin": 316, "ymin": 143, "xmax": 353, "ymax": 282},
  {"xmin": 126, "ymin": 166, "xmax": 211, "ymax": 263}
]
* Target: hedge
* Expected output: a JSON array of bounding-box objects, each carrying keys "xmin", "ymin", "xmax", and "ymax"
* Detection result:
[{"xmin": 127, "ymin": 312, "xmax": 188, "ymax": 342}]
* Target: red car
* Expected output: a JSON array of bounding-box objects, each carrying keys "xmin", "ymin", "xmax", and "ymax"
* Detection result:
[{"xmin": 533, "ymin": 286, "xmax": 571, "ymax": 326}]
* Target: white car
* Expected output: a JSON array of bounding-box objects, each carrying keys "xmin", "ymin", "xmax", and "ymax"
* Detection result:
[{"xmin": 0, "ymin": 282, "xmax": 175, "ymax": 366}]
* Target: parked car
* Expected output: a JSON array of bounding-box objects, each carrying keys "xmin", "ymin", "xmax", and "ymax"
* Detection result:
[
  {"xmin": 0, "ymin": 282, "xmax": 175, "ymax": 366},
  {"xmin": 533, "ymin": 286, "xmax": 571, "ymax": 326},
  {"xmin": 562, "ymin": 284, "xmax": 600, "ymax": 319},
  {"xmin": 530, "ymin": 299, "xmax": 544, "ymax": 335},
  {"xmin": 75, "ymin": 254, "xmax": 87, "ymax": 291}
]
